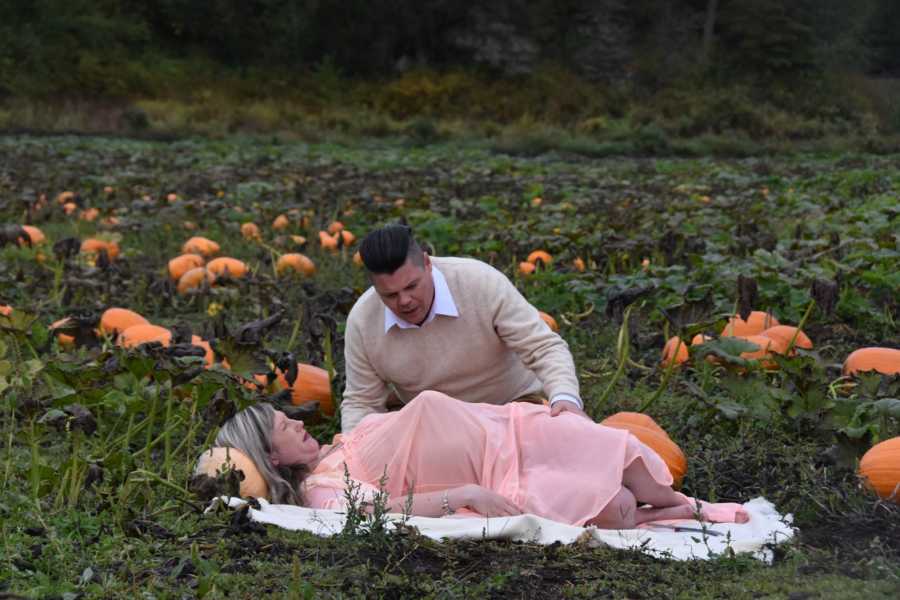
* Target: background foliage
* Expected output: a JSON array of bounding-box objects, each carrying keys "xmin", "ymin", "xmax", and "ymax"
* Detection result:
[{"xmin": 2, "ymin": 1, "xmax": 900, "ymax": 143}]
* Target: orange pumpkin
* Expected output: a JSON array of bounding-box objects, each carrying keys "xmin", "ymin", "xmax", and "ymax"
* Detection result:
[
  {"xmin": 662, "ymin": 336, "xmax": 689, "ymax": 366},
  {"xmin": 527, "ymin": 250, "xmax": 553, "ymax": 266},
  {"xmin": 207, "ymin": 257, "xmax": 248, "ymax": 280},
  {"xmin": 118, "ymin": 324, "xmax": 172, "ymax": 348},
  {"xmin": 81, "ymin": 238, "xmax": 120, "ymax": 259},
  {"xmin": 352, "ymin": 251, "xmax": 364, "ymax": 267},
  {"xmin": 191, "ymin": 335, "xmax": 215, "ymax": 368},
  {"xmin": 241, "ymin": 222, "xmax": 261, "ymax": 240},
  {"xmin": 272, "ymin": 214, "xmax": 290, "ymax": 231},
  {"xmin": 318, "ymin": 231, "xmax": 338, "ymax": 251},
  {"xmin": 843, "ymin": 348, "xmax": 900, "ymax": 376},
  {"xmin": 739, "ymin": 334, "xmax": 785, "ymax": 357},
  {"xmin": 177, "ymin": 267, "xmax": 214, "ymax": 294},
  {"xmin": 79, "ymin": 207, "xmax": 100, "ymax": 222},
  {"xmin": 338, "ymin": 230, "xmax": 356, "ymax": 246},
  {"xmin": 195, "ymin": 447, "xmax": 268, "ymax": 498},
  {"xmin": 730, "ymin": 334, "xmax": 787, "ymax": 369},
  {"xmin": 168, "ymin": 254, "xmax": 206, "ymax": 281},
  {"xmin": 0, "ymin": 305, "xmax": 11, "ymax": 316},
  {"xmin": 276, "ymin": 253, "xmax": 316, "ymax": 277},
  {"xmin": 275, "ymin": 364, "xmax": 334, "ymax": 415},
  {"xmin": 56, "ymin": 191, "xmax": 76, "ymax": 205},
  {"xmin": 182, "ymin": 237, "xmax": 220, "ymax": 257},
  {"xmin": 290, "ymin": 235, "xmax": 307, "ymax": 246},
  {"xmin": 760, "ymin": 325, "xmax": 813, "ymax": 352},
  {"xmin": 49, "ymin": 317, "xmax": 75, "ymax": 348},
  {"xmin": 99, "ymin": 308, "xmax": 149, "ymax": 337},
  {"xmin": 538, "ymin": 311, "xmax": 559, "ymax": 332},
  {"xmin": 601, "ymin": 412, "xmax": 687, "ymax": 488},
  {"xmin": 602, "ymin": 411, "xmax": 667, "ymax": 436},
  {"xmin": 859, "ymin": 437, "xmax": 900, "ymax": 503},
  {"xmin": 572, "ymin": 257, "xmax": 586, "ymax": 272},
  {"xmin": 19, "ymin": 225, "xmax": 46, "ymax": 246},
  {"xmin": 63, "ymin": 202, "xmax": 77, "ymax": 215},
  {"xmin": 691, "ymin": 333, "xmax": 712, "ymax": 346},
  {"xmin": 327, "ymin": 221, "xmax": 345, "ymax": 234},
  {"xmin": 246, "ymin": 372, "xmax": 274, "ymax": 391},
  {"xmin": 518, "ymin": 261, "xmax": 536, "ymax": 275},
  {"xmin": 721, "ymin": 311, "xmax": 780, "ymax": 337}
]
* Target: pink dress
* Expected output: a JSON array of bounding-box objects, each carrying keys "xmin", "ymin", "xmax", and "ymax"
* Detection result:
[{"xmin": 302, "ymin": 391, "xmax": 742, "ymax": 526}]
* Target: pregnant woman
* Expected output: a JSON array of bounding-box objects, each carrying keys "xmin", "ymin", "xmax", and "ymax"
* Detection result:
[{"xmin": 210, "ymin": 390, "xmax": 747, "ymax": 528}]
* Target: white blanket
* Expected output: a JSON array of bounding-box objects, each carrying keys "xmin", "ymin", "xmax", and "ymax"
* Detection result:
[{"xmin": 215, "ymin": 496, "xmax": 794, "ymax": 562}]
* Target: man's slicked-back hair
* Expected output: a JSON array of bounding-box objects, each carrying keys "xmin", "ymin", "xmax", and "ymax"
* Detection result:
[{"xmin": 359, "ymin": 224, "xmax": 424, "ymax": 274}]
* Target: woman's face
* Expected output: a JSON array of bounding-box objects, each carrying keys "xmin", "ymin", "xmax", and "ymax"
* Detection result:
[{"xmin": 269, "ymin": 410, "xmax": 320, "ymax": 467}]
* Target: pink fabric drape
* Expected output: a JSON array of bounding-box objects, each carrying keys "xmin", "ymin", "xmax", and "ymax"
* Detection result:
[{"xmin": 303, "ymin": 391, "xmax": 744, "ymax": 526}]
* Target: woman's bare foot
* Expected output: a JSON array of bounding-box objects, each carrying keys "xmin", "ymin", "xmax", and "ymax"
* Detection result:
[{"xmin": 634, "ymin": 502, "xmax": 750, "ymax": 526}]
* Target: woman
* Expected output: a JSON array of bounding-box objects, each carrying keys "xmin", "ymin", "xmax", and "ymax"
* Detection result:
[{"xmin": 213, "ymin": 390, "xmax": 747, "ymax": 528}]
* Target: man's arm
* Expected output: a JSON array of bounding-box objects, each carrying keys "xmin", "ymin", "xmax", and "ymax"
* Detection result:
[
  {"xmin": 488, "ymin": 268, "xmax": 582, "ymax": 407},
  {"xmin": 341, "ymin": 316, "xmax": 390, "ymax": 432}
]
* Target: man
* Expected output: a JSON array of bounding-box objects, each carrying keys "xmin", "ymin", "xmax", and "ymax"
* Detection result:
[{"xmin": 341, "ymin": 224, "xmax": 587, "ymax": 432}]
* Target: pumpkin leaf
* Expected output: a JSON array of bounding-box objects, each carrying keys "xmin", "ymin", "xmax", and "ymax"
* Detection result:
[
  {"xmin": 715, "ymin": 401, "xmax": 746, "ymax": 420},
  {"xmin": 871, "ymin": 398, "xmax": 900, "ymax": 418},
  {"xmin": 0, "ymin": 308, "xmax": 38, "ymax": 333},
  {"xmin": 0, "ymin": 224, "xmax": 29, "ymax": 247},
  {"xmin": 52, "ymin": 237, "xmax": 81, "ymax": 260},
  {"xmin": 692, "ymin": 337, "xmax": 759, "ymax": 367},
  {"xmin": 211, "ymin": 338, "xmax": 268, "ymax": 379},
  {"xmin": 234, "ymin": 311, "xmax": 283, "ymax": 344},
  {"xmin": 37, "ymin": 408, "xmax": 68, "ymax": 427}
]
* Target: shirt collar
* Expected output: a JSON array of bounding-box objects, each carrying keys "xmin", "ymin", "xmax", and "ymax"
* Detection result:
[{"xmin": 384, "ymin": 266, "xmax": 459, "ymax": 332}]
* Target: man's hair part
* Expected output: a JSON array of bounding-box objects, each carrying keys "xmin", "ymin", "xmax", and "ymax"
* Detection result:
[{"xmin": 359, "ymin": 224, "xmax": 424, "ymax": 274}]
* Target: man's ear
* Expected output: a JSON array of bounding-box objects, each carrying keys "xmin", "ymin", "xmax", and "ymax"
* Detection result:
[
  {"xmin": 269, "ymin": 452, "xmax": 280, "ymax": 467},
  {"xmin": 423, "ymin": 252, "xmax": 431, "ymax": 269}
]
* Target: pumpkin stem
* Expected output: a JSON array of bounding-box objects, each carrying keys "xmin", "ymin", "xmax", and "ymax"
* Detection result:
[
  {"xmin": 787, "ymin": 300, "xmax": 816, "ymax": 356},
  {"xmin": 593, "ymin": 305, "xmax": 633, "ymax": 412}
]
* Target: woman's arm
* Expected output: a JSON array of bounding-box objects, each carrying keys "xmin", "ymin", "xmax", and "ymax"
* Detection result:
[{"xmin": 386, "ymin": 484, "xmax": 522, "ymax": 518}]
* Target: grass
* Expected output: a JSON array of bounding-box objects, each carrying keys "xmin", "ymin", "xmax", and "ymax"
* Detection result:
[
  {"xmin": 1, "ymin": 134, "xmax": 900, "ymax": 598},
  {"xmin": 3, "ymin": 66, "xmax": 900, "ymax": 158}
]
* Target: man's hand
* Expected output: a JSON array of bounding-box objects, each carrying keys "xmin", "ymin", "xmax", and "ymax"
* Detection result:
[{"xmin": 550, "ymin": 399, "xmax": 591, "ymax": 420}]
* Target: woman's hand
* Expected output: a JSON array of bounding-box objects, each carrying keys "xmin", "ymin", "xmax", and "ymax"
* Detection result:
[{"xmin": 454, "ymin": 484, "xmax": 522, "ymax": 517}]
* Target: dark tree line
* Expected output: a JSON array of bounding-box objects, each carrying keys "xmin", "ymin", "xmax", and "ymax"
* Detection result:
[{"xmin": 1, "ymin": 0, "xmax": 898, "ymax": 96}]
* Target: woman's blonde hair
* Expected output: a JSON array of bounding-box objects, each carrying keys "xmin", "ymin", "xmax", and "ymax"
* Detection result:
[{"xmin": 212, "ymin": 403, "xmax": 307, "ymax": 505}]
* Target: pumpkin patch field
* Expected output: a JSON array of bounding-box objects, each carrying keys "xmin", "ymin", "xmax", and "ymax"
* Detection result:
[{"xmin": 1, "ymin": 135, "xmax": 899, "ymax": 598}]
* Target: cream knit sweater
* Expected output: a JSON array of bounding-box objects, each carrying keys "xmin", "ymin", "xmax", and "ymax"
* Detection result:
[{"xmin": 341, "ymin": 256, "xmax": 581, "ymax": 431}]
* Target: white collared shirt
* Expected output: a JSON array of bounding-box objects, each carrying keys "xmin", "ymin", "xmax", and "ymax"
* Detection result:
[
  {"xmin": 383, "ymin": 266, "xmax": 459, "ymax": 332},
  {"xmin": 382, "ymin": 267, "xmax": 582, "ymax": 409}
]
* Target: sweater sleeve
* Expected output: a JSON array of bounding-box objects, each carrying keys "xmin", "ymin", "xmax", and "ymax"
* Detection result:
[
  {"xmin": 341, "ymin": 311, "xmax": 390, "ymax": 433},
  {"xmin": 487, "ymin": 267, "xmax": 581, "ymax": 402}
]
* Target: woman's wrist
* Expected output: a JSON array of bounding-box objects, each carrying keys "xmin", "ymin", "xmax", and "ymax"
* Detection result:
[
  {"xmin": 441, "ymin": 489, "xmax": 455, "ymax": 515},
  {"xmin": 451, "ymin": 485, "xmax": 475, "ymax": 511}
]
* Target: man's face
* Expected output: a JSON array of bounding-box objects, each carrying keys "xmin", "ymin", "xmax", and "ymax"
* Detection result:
[{"xmin": 371, "ymin": 253, "xmax": 435, "ymax": 326}]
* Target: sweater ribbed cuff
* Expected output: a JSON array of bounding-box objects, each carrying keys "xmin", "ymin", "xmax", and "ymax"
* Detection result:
[{"xmin": 549, "ymin": 393, "xmax": 582, "ymax": 410}]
